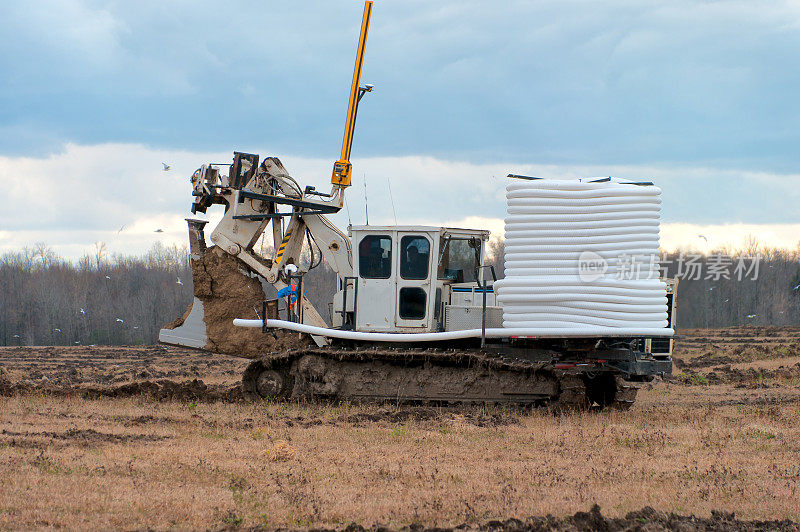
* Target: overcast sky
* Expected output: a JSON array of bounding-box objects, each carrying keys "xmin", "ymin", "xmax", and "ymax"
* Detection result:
[{"xmin": 1, "ymin": 0, "xmax": 799, "ymax": 259}]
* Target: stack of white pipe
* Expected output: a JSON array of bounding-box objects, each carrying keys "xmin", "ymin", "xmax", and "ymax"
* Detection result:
[{"xmin": 494, "ymin": 178, "xmax": 672, "ymax": 336}]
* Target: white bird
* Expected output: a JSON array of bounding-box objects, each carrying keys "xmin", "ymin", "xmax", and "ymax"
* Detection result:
[
  {"xmin": 746, "ymin": 314, "xmax": 758, "ymax": 319},
  {"xmin": 724, "ymin": 298, "xmax": 730, "ymax": 303},
  {"xmin": 708, "ymin": 286, "xmax": 715, "ymax": 291},
  {"xmin": 54, "ymin": 328, "xmax": 62, "ymax": 333},
  {"xmin": 74, "ymin": 341, "xmax": 80, "ymax": 344},
  {"xmin": 13, "ymin": 334, "xmax": 20, "ymax": 338},
  {"xmin": 115, "ymin": 318, "xmax": 124, "ymax": 323},
  {"xmin": 698, "ymin": 234, "xmax": 708, "ymax": 242},
  {"xmin": 80, "ymin": 308, "xmax": 85, "ymax": 315},
  {"xmin": 176, "ymin": 277, "xmax": 183, "ymax": 285},
  {"xmin": 162, "ymin": 163, "xmax": 171, "ymax": 171},
  {"xmin": 105, "ymin": 275, "xmax": 111, "ymax": 280},
  {"xmin": 133, "ymin": 326, "xmax": 139, "ymax": 330},
  {"xmin": 793, "ymin": 284, "xmax": 800, "ymax": 291}
]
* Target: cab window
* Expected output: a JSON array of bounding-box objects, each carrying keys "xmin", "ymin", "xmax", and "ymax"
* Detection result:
[
  {"xmin": 437, "ymin": 237, "xmax": 481, "ymax": 283},
  {"xmin": 399, "ymin": 287, "xmax": 426, "ymax": 320},
  {"xmin": 359, "ymin": 235, "xmax": 392, "ymax": 279},
  {"xmin": 400, "ymin": 235, "xmax": 430, "ymax": 280}
]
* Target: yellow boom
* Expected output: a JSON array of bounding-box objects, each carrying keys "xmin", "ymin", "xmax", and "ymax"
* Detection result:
[{"xmin": 331, "ymin": 0, "xmax": 373, "ymax": 187}]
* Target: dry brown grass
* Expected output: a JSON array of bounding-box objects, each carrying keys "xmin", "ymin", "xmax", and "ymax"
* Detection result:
[
  {"xmin": 1, "ymin": 382, "xmax": 799, "ymax": 529},
  {"xmin": 1, "ymin": 330, "xmax": 799, "ymax": 529}
]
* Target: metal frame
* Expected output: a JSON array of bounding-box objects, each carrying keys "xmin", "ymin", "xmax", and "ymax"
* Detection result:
[
  {"xmin": 339, "ymin": 276, "xmax": 359, "ymax": 330},
  {"xmin": 475, "ymin": 265, "xmax": 497, "ymax": 348},
  {"xmin": 233, "ymin": 190, "xmax": 339, "ymax": 220}
]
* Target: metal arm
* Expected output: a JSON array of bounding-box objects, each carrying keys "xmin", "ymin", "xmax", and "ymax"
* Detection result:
[
  {"xmin": 180, "ymin": 2, "xmax": 374, "ymax": 345},
  {"xmin": 331, "ymin": 0, "xmax": 373, "ymax": 189},
  {"xmin": 186, "ymin": 156, "xmax": 352, "ymax": 348}
]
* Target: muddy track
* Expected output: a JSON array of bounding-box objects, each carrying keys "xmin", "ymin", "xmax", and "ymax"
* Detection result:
[{"xmin": 241, "ymin": 347, "xmax": 637, "ymax": 410}]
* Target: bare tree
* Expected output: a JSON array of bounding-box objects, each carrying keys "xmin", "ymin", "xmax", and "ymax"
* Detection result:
[
  {"xmin": 33, "ymin": 242, "xmax": 55, "ymax": 268},
  {"xmin": 94, "ymin": 241, "xmax": 107, "ymax": 270}
]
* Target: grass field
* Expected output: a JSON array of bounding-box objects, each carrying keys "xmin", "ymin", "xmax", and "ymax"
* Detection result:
[{"xmin": 1, "ymin": 327, "xmax": 799, "ymax": 529}]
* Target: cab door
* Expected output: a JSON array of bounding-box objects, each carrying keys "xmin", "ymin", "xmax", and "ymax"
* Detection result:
[
  {"xmin": 355, "ymin": 233, "xmax": 396, "ymax": 331},
  {"xmin": 395, "ymin": 233, "xmax": 432, "ymax": 329}
]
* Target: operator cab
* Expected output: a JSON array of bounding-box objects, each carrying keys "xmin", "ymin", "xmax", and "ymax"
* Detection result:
[{"xmin": 332, "ymin": 225, "xmax": 493, "ymax": 333}]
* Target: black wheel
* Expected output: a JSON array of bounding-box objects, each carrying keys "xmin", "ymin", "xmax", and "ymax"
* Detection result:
[
  {"xmin": 584, "ymin": 373, "xmax": 616, "ymax": 409},
  {"xmin": 242, "ymin": 359, "xmax": 293, "ymax": 401},
  {"xmin": 584, "ymin": 373, "xmax": 638, "ymax": 410}
]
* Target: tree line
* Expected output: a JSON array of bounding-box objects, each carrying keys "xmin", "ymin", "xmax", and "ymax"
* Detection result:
[
  {"xmin": 485, "ymin": 239, "xmax": 800, "ymax": 329},
  {"xmin": 1, "ymin": 239, "xmax": 798, "ymax": 346},
  {"xmin": 0, "ymin": 243, "xmax": 193, "ymax": 347}
]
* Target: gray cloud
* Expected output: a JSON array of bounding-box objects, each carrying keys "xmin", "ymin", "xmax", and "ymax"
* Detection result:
[{"xmin": 1, "ymin": 1, "xmax": 799, "ymax": 172}]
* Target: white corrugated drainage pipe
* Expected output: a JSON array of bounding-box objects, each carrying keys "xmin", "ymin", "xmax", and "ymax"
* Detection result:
[
  {"xmin": 495, "ymin": 178, "xmax": 673, "ymax": 336},
  {"xmin": 233, "ymin": 319, "xmax": 673, "ymax": 339}
]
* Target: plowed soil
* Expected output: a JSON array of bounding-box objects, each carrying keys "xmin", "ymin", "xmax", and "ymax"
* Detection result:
[
  {"xmin": 672, "ymin": 326, "xmax": 800, "ymax": 391},
  {"xmin": 0, "ymin": 327, "xmax": 799, "ymax": 529},
  {"xmin": 0, "ymin": 344, "xmax": 247, "ymax": 401}
]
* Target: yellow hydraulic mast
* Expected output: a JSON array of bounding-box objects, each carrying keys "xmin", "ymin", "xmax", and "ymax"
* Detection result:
[{"xmin": 331, "ymin": 0, "xmax": 373, "ymax": 187}]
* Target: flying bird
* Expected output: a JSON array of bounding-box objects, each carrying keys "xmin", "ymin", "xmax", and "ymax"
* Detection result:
[
  {"xmin": 54, "ymin": 328, "xmax": 62, "ymax": 333},
  {"xmin": 162, "ymin": 163, "xmax": 171, "ymax": 171},
  {"xmin": 793, "ymin": 284, "xmax": 800, "ymax": 291},
  {"xmin": 698, "ymin": 234, "xmax": 708, "ymax": 242},
  {"xmin": 13, "ymin": 334, "xmax": 20, "ymax": 338},
  {"xmin": 80, "ymin": 308, "xmax": 85, "ymax": 315},
  {"xmin": 154, "ymin": 229, "xmax": 164, "ymax": 233},
  {"xmin": 105, "ymin": 275, "xmax": 111, "ymax": 280},
  {"xmin": 117, "ymin": 224, "xmax": 126, "ymax": 234},
  {"xmin": 176, "ymin": 277, "xmax": 183, "ymax": 285},
  {"xmin": 746, "ymin": 314, "xmax": 758, "ymax": 319},
  {"xmin": 115, "ymin": 318, "xmax": 124, "ymax": 323}
]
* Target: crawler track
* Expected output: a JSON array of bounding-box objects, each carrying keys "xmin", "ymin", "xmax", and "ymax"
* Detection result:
[{"xmin": 241, "ymin": 347, "xmax": 638, "ymax": 410}]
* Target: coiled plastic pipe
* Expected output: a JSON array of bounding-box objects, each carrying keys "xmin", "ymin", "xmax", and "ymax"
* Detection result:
[{"xmin": 495, "ymin": 178, "xmax": 673, "ymax": 335}]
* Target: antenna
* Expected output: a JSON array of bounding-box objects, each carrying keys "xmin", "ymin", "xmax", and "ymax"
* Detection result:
[
  {"xmin": 363, "ymin": 173, "xmax": 369, "ymax": 225},
  {"xmin": 387, "ymin": 176, "xmax": 398, "ymax": 225},
  {"xmin": 344, "ymin": 195, "xmax": 352, "ymax": 226}
]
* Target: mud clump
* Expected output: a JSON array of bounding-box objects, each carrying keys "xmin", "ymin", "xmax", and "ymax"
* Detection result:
[
  {"xmin": 82, "ymin": 378, "xmax": 242, "ymax": 402},
  {"xmin": 319, "ymin": 505, "xmax": 799, "ymax": 531},
  {"xmin": 166, "ymin": 245, "xmax": 311, "ymax": 358},
  {"xmin": 339, "ymin": 407, "xmax": 521, "ymax": 427},
  {"xmin": 0, "ymin": 375, "xmax": 17, "ymax": 396},
  {"xmin": 0, "ymin": 375, "xmax": 242, "ymax": 403},
  {"xmin": 1, "ymin": 428, "xmax": 167, "ymax": 446}
]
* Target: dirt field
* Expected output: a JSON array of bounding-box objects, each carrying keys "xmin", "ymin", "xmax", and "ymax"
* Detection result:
[{"xmin": 1, "ymin": 327, "xmax": 799, "ymax": 529}]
